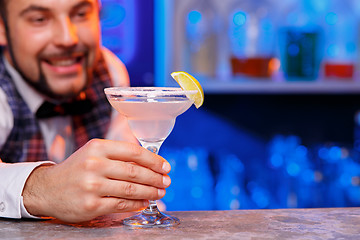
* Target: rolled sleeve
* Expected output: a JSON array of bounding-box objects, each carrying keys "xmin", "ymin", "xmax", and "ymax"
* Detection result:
[{"xmin": 0, "ymin": 161, "xmax": 54, "ymax": 219}]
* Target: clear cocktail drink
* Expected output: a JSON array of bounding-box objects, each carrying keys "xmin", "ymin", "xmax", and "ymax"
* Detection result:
[
  {"xmin": 104, "ymin": 87, "xmax": 197, "ymax": 228},
  {"xmin": 109, "ymin": 97, "xmax": 193, "ymax": 142}
]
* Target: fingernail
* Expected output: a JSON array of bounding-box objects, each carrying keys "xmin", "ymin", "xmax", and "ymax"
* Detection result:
[
  {"xmin": 158, "ymin": 189, "xmax": 166, "ymax": 198},
  {"xmin": 163, "ymin": 175, "xmax": 171, "ymax": 187},
  {"xmin": 162, "ymin": 162, "xmax": 171, "ymax": 172}
]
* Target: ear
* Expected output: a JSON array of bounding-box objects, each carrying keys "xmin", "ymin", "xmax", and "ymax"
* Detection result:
[{"xmin": 0, "ymin": 17, "xmax": 8, "ymax": 46}]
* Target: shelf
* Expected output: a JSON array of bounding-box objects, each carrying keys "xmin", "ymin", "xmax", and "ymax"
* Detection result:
[{"xmin": 166, "ymin": 76, "xmax": 360, "ymax": 94}]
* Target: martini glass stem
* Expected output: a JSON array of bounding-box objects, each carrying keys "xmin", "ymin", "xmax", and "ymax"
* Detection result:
[
  {"xmin": 139, "ymin": 140, "xmax": 163, "ymax": 214},
  {"xmin": 121, "ymin": 139, "xmax": 180, "ymax": 227}
]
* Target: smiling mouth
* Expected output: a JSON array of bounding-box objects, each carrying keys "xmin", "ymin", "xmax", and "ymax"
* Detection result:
[{"xmin": 43, "ymin": 53, "xmax": 84, "ymax": 67}]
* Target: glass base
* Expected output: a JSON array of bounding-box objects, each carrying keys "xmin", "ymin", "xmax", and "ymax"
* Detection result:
[{"xmin": 122, "ymin": 210, "xmax": 180, "ymax": 228}]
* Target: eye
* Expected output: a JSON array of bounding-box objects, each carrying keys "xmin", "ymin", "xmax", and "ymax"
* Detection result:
[
  {"xmin": 72, "ymin": 7, "xmax": 91, "ymax": 21},
  {"xmin": 29, "ymin": 15, "xmax": 48, "ymax": 25},
  {"xmin": 33, "ymin": 17, "xmax": 45, "ymax": 22},
  {"xmin": 77, "ymin": 10, "xmax": 87, "ymax": 18}
]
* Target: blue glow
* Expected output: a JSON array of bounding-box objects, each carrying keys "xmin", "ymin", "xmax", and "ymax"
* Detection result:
[
  {"xmin": 227, "ymin": 154, "xmax": 244, "ymax": 172},
  {"xmin": 233, "ymin": 12, "xmax": 247, "ymax": 26},
  {"xmin": 154, "ymin": 0, "xmax": 169, "ymax": 86},
  {"xmin": 348, "ymin": 188, "xmax": 360, "ymax": 203},
  {"xmin": 270, "ymin": 154, "xmax": 283, "ymax": 168},
  {"xmin": 188, "ymin": 11, "xmax": 202, "ymax": 24},
  {"xmin": 251, "ymin": 189, "xmax": 269, "ymax": 208},
  {"xmin": 164, "ymin": 189, "xmax": 175, "ymax": 202},
  {"xmin": 340, "ymin": 173, "xmax": 351, "ymax": 187},
  {"xmin": 191, "ymin": 187, "xmax": 203, "ymax": 199},
  {"xmin": 326, "ymin": 12, "xmax": 338, "ymax": 25},
  {"xmin": 296, "ymin": 145, "xmax": 308, "ymax": 157},
  {"xmin": 101, "ymin": 36, "xmax": 123, "ymax": 50},
  {"xmin": 261, "ymin": 18, "xmax": 272, "ymax": 31},
  {"xmin": 101, "ymin": 4, "xmax": 126, "ymax": 27},
  {"xmin": 187, "ymin": 154, "xmax": 198, "ymax": 171},
  {"xmin": 288, "ymin": 44, "xmax": 300, "ymax": 56},
  {"xmin": 318, "ymin": 147, "xmax": 328, "ymax": 159},
  {"xmin": 286, "ymin": 12, "xmax": 297, "ymax": 25},
  {"xmin": 100, "ymin": 0, "xmax": 136, "ymax": 65},
  {"xmin": 301, "ymin": 169, "xmax": 314, "ymax": 184},
  {"xmin": 327, "ymin": 44, "xmax": 339, "ymax": 57},
  {"xmin": 312, "ymin": 0, "xmax": 327, "ymax": 12},
  {"xmin": 346, "ymin": 42, "xmax": 356, "ymax": 53},
  {"xmin": 328, "ymin": 146, "xmax": 342, "ymax": 162},
  {"xmin": 287, "ymin": 163, "xmax": 300, "ymax": 176},
  {"xmin": 355, "ymin": 112, "xmax": 360, "ymax": 124}
]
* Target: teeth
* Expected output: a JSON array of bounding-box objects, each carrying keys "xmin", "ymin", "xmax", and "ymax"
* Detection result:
[{"xmin": 48, "ymin": 58, "xmax": 77, "ymax": 66}]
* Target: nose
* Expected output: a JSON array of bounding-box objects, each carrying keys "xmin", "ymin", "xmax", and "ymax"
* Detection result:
[{"xmin": 53, "ymin": 17, "xmax": 78, "ymax": 47}]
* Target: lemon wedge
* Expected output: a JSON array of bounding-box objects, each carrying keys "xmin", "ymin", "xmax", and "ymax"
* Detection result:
[{"xmin": 170, "ymin": 71, "xmax": 204, "ymax": 108}]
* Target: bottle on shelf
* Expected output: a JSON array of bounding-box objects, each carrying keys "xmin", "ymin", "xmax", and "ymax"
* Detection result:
[
  {"xmin": 277, "ymin": 0, "xmax": 325, "ymax": 81},
  {"xmin": 182, "ymin": 0, "xmax": 219, "ymax": 79},
  {"xmin": 322, "ymin": 0, "xmax": 358, "ymax": 80},
  {"xmin": 227, "ymin": 0, "xmax": 279, "ymax": 79}
]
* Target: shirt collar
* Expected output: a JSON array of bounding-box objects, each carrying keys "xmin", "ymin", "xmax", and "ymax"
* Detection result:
[{"xmin": 2, "ymin": 55, "xmax": 45, "ymax": 114}]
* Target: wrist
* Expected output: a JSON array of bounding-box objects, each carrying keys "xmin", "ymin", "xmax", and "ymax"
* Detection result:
[{"xmin": 22, "ymin": 164, "xmax": 53, "ymax": 217}]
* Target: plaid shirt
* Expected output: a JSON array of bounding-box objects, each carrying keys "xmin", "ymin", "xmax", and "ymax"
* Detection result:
[{"xmin": 0, "ymin": 54, "xmax": 113, "ymax": 163}]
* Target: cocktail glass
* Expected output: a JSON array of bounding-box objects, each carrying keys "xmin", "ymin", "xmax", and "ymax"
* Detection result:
[{"xmin": 104, "ymin": 87, "xmax": 197, "ymax": 228}]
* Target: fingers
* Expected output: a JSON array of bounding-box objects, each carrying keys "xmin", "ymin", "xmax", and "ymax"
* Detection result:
[
  {"xmin": 75, "ymin": 196, "xmax": 149, "ymax": 220},
  {"xmin": 103, "ymin": 160, "xmax": 171, "ymax": 189},
  {"xmin": 99, "ymin": 179, "xmax": 166, "ymax": 200},
  {"xmin": 101, "ymin": 198, "xmax": 149, "ymax": 214},
  {"xmin": 25, "ymin": 139, "xmax": 173, "ymax": 223},
  {"xmin": 57, "ymin": 139, "xmax": 173, "ymax": 222},
  {"xmin": 84, "ymin": 139, "xmax": 171, "ymax": 174}
]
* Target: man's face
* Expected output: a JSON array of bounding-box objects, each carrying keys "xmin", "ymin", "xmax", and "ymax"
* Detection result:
[{"xmin": 0, "ymin": 0, "xmax": 101, "ymax": 100}]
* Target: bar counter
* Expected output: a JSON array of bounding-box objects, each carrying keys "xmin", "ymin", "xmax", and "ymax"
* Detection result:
[{"xmin": 1, "ymin": 208, "xmax": 360, "ymax": 239}]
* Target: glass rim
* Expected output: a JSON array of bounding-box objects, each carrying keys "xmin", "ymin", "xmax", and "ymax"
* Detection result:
[{"xmin": 104, "ymin": 87, "xmax": 198, "ymax": 97}]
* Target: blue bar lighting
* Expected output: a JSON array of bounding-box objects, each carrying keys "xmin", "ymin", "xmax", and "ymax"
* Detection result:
[
  {"xmin": 188, "ymin": 11, "xmax": 202, "ymax": 24},
  {"xmin": 325, "ymin": 12, "xmax": 338, "ymax": 26},
  {"xmin": 101, "ymin": 0, "xmax": 136, "ymax": 65},
  {"xmin": 233, "ymin": 12, "xmax": 247, "ymax": 27}
]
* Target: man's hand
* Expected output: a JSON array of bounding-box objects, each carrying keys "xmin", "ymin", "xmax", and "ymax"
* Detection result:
[{"xmin": 22, "ymin": 139, "xmax": 171, "ymax": 223}]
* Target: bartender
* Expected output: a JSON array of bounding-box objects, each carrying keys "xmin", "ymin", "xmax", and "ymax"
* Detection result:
[{"xmin": 0, "ymin": 0, "xmax": 172, "ymax": 223}]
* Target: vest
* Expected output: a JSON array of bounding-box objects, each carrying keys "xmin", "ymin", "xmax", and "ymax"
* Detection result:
[{"xmin": 0, "ymin": 53, "xmax": 113, "ymax": 163}]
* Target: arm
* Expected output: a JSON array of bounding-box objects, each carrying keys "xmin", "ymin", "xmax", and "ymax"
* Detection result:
[
  {"xmin": 0, "ymin": 87, "xmax": 54, "ymax": 219},
  {"xmin": 22, "ymin": 139, "xmax": 171, "ymax": 223},
  {"xmin": 0, "ymin": 161, "xmax": 54, "ymax": 218}
]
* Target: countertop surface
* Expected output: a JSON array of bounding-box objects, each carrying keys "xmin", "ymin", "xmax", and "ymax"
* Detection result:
[{"xmin": 1, "ymin": 208, "xmax": 360, "ymax": 240}]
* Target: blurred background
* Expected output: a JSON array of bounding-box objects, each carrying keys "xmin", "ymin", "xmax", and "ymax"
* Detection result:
[{"xmin": 100, "ymin": 0, "xmax": 360, "ymax": 210}]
